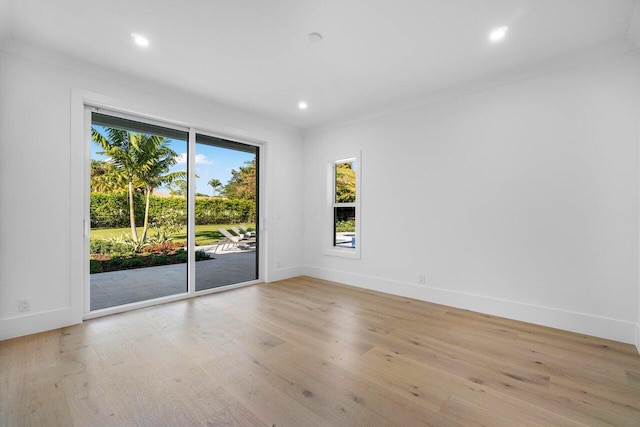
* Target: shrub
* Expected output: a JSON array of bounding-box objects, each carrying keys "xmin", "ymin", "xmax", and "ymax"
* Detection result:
[
  {"xmin": 111, "ymin": 235, "xmax": 148, "ymax": 254},
  {"xmin": 90, "ymin": 247, "xmax": 212, "ymax": 274},
  {"xmin": 89, "ymin": 259, "xmax": 103, "ymax": 273},
  {"xmin": 335, "ymin": 220, "xmax": 355, "ymax": 232},
  {"xmin": 143, "ymin": 241, "xmax": 183, "ymax": 254},
  {"xmin": 90, "ymin": 239, "xmax": 107, "ymax": 254},
  {"xmin": 109, "ymin": 256, "xmax": 124, "ymax": 267},
  {"xmin": 120, "ymin": 257, "xmax": 146, "ymax": 269},
  {"xmin": 90, "ymin": 193, "xmax": 256, "ymax": 228},
  {"xmin": 149, "ymin": 209, "xmax": 183, "ymax": 246},
  {"xmin": 90, "ymin": 238, "xmax": 131, "ymax": 256},
  {"xmin": 175, "ymin": 251, "xmax": 188, "ymax": 262},
  {"xmin": 192, "ymin": 198, "xmax": 255, "ymax": 225},
  {"xmin": 90, "ymin": 193, "xmax": 144, "ymax": 228},
  {"xmin": 150, "ymin": 255, "xmax": 169, "ymax": 265}
]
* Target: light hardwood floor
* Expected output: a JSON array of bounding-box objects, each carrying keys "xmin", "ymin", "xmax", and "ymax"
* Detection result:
[{"xmin": 1, "ymin": 276, "xmax": 640, "ymax": 426}]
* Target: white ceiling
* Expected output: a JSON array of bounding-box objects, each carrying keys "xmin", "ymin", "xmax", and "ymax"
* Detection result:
[{"xmin": 2, "ymin": 0, "xmax": 639, "ymax": 130}]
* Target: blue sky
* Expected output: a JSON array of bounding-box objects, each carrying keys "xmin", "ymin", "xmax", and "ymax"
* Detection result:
[{"xmin": 91, "ymin": 126, "xmax": 255, "ymax": 196}]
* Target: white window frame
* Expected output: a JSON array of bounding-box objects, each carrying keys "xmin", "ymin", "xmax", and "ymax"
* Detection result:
[{"xmin": 325, "ymin": 152, "xmax": 361, "ymax": 259}]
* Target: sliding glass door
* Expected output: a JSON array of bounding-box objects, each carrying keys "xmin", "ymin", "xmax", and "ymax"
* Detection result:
[
  {"xmin": 87, "ymin": 109, "xmax": 259, "ymax": 312},
  {"xmin": 194, "ymin": 134, "xmax": 258, "ymax": 291}
]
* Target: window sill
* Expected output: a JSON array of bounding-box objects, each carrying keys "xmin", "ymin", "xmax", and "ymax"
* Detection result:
[{"xmin": 324, "ymin": 247, "xmax": 361, "ymax": 259}]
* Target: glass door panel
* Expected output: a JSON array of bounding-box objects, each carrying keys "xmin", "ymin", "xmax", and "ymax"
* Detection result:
[
  {"xmin": 89, "ymin": 112, "xmax": 189, "ymax": 310},
  {"xmin": 194, "ymin": 134, "xmax": 258, "ymax": 291}
]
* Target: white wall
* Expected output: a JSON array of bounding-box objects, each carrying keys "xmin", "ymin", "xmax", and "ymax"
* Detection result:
[
  {"xmin": 0, "ymin": 42, "xmax": 304, "ymax": 340},
  {"xmin": 304, "ymin": 51, "xmax": 640, "ymax": 344},
  {"xmin": 0, "ymin": 0, "xmax": 9, "ymax": 45}
]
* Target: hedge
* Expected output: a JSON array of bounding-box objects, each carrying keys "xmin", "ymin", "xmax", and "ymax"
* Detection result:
[
  {"xmin": 91, "ymin": 193, "xmax": 255, "ymax": 228},
  {"xmin": 90, "ymin": 193, "xmax": 144, "ymax": 228}
]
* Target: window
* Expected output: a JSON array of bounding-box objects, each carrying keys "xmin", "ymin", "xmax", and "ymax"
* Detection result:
[{"xmin": 327, "ymin": 154, "xmax": 360, "ymax": 258}]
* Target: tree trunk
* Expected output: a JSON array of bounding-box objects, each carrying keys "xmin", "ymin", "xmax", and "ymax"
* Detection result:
[
  {"xmin": 128, "ymin": 180, "xmax": 139, "ymax": 242},
  {"xmin": 141, "ymin": 187, "xmax": 151, "ymax": 242}
]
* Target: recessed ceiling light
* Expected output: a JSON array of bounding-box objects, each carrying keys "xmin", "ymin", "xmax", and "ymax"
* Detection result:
[
  {"xmin": 489, "ymin": 26, "xmax": 509, "ymax": 42},
  {"xmin": 131, "ymin": 33, "xmax": 149, "ymax": 47},
  {"xmin": 307, "ymin": 32, "xmax": 323, "ymax": 43},
  {"xmin": 298, "ymin": 101, "xmax": 308, "ymax": 110}
]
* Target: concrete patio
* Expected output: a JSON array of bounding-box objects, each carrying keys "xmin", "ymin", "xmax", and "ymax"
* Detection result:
[{"xmin": 90, "ymin": 249, "xmax": 257, "ymax": 311}]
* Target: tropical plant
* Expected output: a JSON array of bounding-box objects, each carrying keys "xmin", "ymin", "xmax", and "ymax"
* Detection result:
[
  {"xmin": 335, "ymin": 162, "xmax": 356, "ymax": 203},
  {"xmin": 169, "ymin": 179, "xmax": 188, "ymax": 196},
  {"xmin": 149, "ymin": 208, "xmax": 183, "ymax": 249},
  {"xmin": 109, "ymin": 234, "xmax": 147, "ymax": 255},
  {"xmin": 90, "ymin": 159, "xmax": 129, "ymax": 193},
  {"xmin": 92, "ymin": 127, "xmax": 186, "ymax": 242},
  {"xmin": 222, "ymin": 159, "xmax": 256, "ymax": 200}
]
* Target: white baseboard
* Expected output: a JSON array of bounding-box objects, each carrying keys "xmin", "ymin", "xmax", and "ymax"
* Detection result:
[
  {"xmin": 267, "ymin": 265, "xmax": 304, "ymax": 283},
  {"xmin": 635, "ymin": 324, "xmax": 640, "ymax": 354},
  {"xmin": 0, "ymin": 307, "xmax": 81, "ymax": 341},
  {"xmin": 303, "ymin": 265, "xmax": 637, "ymax": 345}
]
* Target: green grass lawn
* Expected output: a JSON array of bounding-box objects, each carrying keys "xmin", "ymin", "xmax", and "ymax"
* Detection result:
[{"xmin": 91, "ymin": 223, "xmax": 255, "ymax": 246}]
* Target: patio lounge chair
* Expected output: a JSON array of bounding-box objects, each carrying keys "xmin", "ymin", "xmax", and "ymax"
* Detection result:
[
  {"xmin": 230, "ymin": 226, "xmax": 246, "ymax": 239},
  {"xmin": 239, "ymin": 225, "xmax": 256, "ymax": 238},
  {"xmin": 217, "ymin": 228, "xmax": 255, "ymax": 253}
]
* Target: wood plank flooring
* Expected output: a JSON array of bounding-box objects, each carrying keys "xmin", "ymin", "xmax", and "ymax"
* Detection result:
[{"xmin": 1, "ymin": 276, "xmax": 640, "ymax": 426}]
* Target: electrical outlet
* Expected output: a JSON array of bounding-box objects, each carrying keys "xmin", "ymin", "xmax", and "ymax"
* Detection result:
[
  {"xmin": 18, "ymin": 299, "xmax": 31, "ymax": 312},
  {"xmin": 418, "ymin": 274, "xmax": 426, "ymax": 285}
]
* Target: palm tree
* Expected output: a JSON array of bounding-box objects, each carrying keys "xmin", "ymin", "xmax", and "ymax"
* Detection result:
[
  {"xmin": 92, "ymin": 127, "xmax": 185, "ymax": 243},
  {"xmin": 90, "ymin": 159, "xmax": 129, "ymax": 193},
  {"xmin": 169, "ymin": 179, "xmax": 188, "ymax": 196},
  {"xmin": 208, "ymin": 178, "xmax": 222, "ymax": 197}
]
